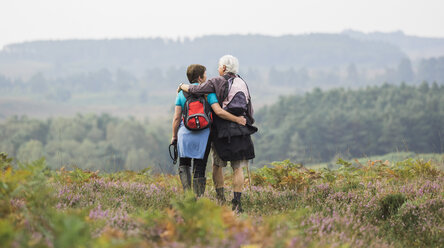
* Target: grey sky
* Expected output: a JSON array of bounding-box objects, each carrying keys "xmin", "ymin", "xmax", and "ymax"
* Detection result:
[{"xmin": 1, "ymin": 0, "xmax": 443, "ymax": 49}]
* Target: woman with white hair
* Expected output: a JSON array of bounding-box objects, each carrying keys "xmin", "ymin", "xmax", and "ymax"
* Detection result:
[{"xmin": 178, "ymin": 55, "xmax": 256, "ymax": 212}]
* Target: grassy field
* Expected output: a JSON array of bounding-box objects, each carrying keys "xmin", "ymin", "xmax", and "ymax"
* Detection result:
[{"xmin": 1, "ymin": 154, "xmax": 443, "ymax": 247}]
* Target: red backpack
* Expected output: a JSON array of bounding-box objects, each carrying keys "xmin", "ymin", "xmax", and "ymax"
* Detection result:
[{"xmin": 182, "ymin": 92, "xmax": 213, "ymax": 131}]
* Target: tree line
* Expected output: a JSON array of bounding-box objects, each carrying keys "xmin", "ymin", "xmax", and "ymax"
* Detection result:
[
  {"xmin": 0, "ymin": 114, "xmax": 172, "ymax": 173},
  {"xmin": 1, "ymin": 56, "xmax": 443, "ymax": 104},
  {"xmin": 254, "ymin": 82, "xmax": 444, "ymax": 165},
  {"xmin": 1, "ymin": 82, "xmax": 443, "ymax": 171}
]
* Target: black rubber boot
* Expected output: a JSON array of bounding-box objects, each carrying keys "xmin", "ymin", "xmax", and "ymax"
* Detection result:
[
  {"xmin": 232, "ymin": 192, "xmax": 243, "ymax": 213},
  {"xmin": 216, "ymin": 188, "xmax": 226, "ymax": 204},
  {"xmin": 193, "ymin": 177, "xmax": 206, "ymax": 197},
  {"xmin": 178, "ymin": 166, "xmax": 191, "ymax": 191}
]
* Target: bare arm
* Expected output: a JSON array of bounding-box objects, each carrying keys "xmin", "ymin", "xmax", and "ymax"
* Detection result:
[
  {"xmin": 211, "ymin": 103, "xmax": 246, "ymax": 126},
  {"xmin": 171, "ymin": 106, "xmax": 182, "ymax": 144}
]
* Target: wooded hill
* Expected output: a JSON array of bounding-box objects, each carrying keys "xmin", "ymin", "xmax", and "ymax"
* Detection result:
[
  {"xmin": 1, "ymin": 32, "xmax": 444, "ymax": 120},
  {"xmin": 254, "ymin": 82, "xmax": 444, "ymax": 165},
  {"xmin": 0, "ymin": 33, "xmax": 406, "ymax": 77}
]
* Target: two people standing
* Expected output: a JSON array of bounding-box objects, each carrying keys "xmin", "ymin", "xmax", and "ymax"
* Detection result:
[{"xmin": 171, "ymin": 55, "xmax": 256, "ymax": 212}]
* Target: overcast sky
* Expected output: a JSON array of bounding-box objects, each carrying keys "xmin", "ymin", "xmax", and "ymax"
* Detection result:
[{"xmin": 1, "ymin": 0, "xmax": 443, "ymax": 49}]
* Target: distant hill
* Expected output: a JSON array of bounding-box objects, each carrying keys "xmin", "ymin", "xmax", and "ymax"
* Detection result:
[
  {"xmin": 342, "ymin": 30, "xmax": 444, "ymax": 59},
  {"xmin": 1, "ymin": 32, "xmax": 444, "ymax": 121},
  {"xmin": 0, "ymin": 34, "xmax": 406, "ymax": 78}
]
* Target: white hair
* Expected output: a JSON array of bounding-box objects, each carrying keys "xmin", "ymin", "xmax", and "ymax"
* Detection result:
[{"xmin": 218, "ymin": 55, "xmax": 239, "ymax": 74}]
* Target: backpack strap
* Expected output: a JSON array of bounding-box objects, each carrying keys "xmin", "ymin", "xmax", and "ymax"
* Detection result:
[
  {"xmin": 236, "ymin": 74, "xmax": 251, "ymax": 101},
  {"xmin": 236, "ymin": 74, "xmax": 255, "ymax": 124},
  {"xmin": 183, "ymin": 91, "xmax": 190, "ymax": 99},
  {"xmin": 220, "ymin": 73, "xmax": 236, "ymax": 106}
]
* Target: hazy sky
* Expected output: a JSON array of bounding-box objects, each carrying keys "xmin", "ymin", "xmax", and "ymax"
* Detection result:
[{"xmin": 1, "ymin": 0, "xmax": 443, "ymax": 49}]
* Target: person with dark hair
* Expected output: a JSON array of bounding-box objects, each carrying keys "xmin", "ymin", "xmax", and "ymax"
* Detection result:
[{"xmin": 171, "ymin": 64, "xmax": 246, "ymax": 197}]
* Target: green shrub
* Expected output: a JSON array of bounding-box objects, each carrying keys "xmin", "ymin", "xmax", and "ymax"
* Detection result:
[
  {"xmin": 394, "ymin": 159, "xmax": 440, "ymax": 178},
  {"xmin": 0, "ymin": 152, "xmax": 13, "ymax": 170},
  {"xmin": 0, "ymin": 219, "xmax": 14, "ymax": 247},
  {"xmin": 171, "ymin": 192, "xmax": 226, "ymax": 244},
  {"xmin": 252, "ymin": 160, "xmax": 318, "ymax": 190},
  {"xmin": 378, "ymin": 193, "xmax": 406, "ymax": 220},
  {"xmin": 52, "ymin": 211, "xmax": 92, "ymax": 248}
]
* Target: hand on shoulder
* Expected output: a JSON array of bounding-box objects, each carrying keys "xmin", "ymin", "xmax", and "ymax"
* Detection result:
[{"xmin": 177, "ymin": 83, "xmax": 184, "ymax": 93}]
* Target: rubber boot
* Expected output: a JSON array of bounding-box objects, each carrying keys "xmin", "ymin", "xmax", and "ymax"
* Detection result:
[
  {"xmin": 192, "ymin": 177, "xmax": 206, "ymax": 197},
  {"xmin": 232, "ymin": 192, "xmax": 243, "ymax": 213},
  {"xmin": 178, "ymin": 166, "xmax": 191, "ymax": 191},
  {"xmin": 216, "ymin": 188, "xmax": 226, "ymax": 204}
]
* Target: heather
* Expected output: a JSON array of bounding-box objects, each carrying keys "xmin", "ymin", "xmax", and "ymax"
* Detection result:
[{"xmin": 1, "ymin": 153, "xmax": 443, "ymax": 247}]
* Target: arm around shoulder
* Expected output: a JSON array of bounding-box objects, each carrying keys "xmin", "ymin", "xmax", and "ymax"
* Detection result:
[{"xmin": 189, "ymin": 78, "xmax": 215, "ymax": 94}]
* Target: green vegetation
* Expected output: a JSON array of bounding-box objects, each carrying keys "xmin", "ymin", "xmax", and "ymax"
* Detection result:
[
  {"xmin": 1, "ymin": 153, "xmax": 443, "ymax": 247},
  {"xmin": 255, "ymin": 82, "xmax": 444, "ymax": 165},
  {"xmin": 0, "ymin": 114, "xmax": 171, "ymax": 173},
  {"xmin": 1, "ymin": 83, "xmax": 443, "ymax": 171}
]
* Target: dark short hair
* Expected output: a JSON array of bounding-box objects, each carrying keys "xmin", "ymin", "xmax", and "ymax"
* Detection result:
[{"xmin": 186, "ymin": 64, "xmax": 206, "ymax": 83}]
